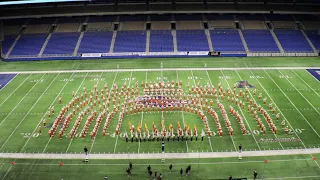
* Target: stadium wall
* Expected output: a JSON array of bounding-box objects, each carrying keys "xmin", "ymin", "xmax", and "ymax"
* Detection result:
[{"xmin": 1, "ymin": 52, "xmax": 318, "ymax": 61}]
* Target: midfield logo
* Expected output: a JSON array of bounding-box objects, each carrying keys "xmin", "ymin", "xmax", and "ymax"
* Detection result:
[{"xmin": 237, "ymin": 80, "xmax": 255, "ymax": 88}]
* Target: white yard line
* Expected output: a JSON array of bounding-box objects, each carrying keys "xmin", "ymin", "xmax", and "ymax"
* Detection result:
[
  {"xmin": 1, "ymin": 148, "xmax": 320, "ymax": 159},
  {"xmin": 263, "ymin": 70, "xmax": 320, "ymax": 139},
  {"xmin": 40, "ymin": 72, "xmax": 82, "ymax": 153},
  {"xmin": 89, "ymin": 72, "xmax": 118, "ymax": 153},
  {"xmin": 113, "ymin": 71, "xmax": 132, "ymax": 153},
  {"xmin": 0, "ymin": 74, "xmax": 18, "ymax": 93},
  {"xmin": 1, "ymin": 67, "xmax": 320, "ymax": 75},
  {"xmin": 291, "ymin": 70, "xmax": 320, "ymax": 98},
  {"xmin": 220, "ymin": 70, "xmax": 261, "ymax": 151},
  {"xmin": 205, "ymin": 70, "xmax": 237, "ymax": 151},
  {"xmin": 234, "ymin": 70, "xmax": 284, "ymax": 150},
  {"xmin": 277, "ymin": 70, "xmax": 320, "ymax": 115},
  {"xmin": 245, "ymin": 65, "xmax": 320, "ymax": 169},
  {"xmin": 176, "ymin": 70, "xmax": 190, "ymax": 153},
  {"xmin": 0, "ymin": 74, "xmax": 46, "ymax": 127},
  {"xmin": 0, "ymin": 73, "xmax": 59, "ymax": 151},
  {"xmin": 64, "ymin": 72, "xmax": 97, "ymax": 153},
  {"xmin": 0, "ymin": 74, "xmax": 31, "ymax": 107},
  {"xmin": 137, "ymin": 71, "xmax": 147, "ymax": 153}
]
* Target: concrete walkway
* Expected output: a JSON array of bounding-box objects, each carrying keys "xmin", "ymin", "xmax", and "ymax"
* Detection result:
[{"xmin": 0, "ymin": 148, "xmax": 319, "ymax": 160}]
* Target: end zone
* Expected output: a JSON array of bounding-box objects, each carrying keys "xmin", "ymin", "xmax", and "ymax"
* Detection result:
[
  {"xmin": 0, "ymin": 74, "xmax": 18, "ymax": 90},
  {"xmin": 307, "ymin": 69, "xmax": 320, "ymax": 82}
]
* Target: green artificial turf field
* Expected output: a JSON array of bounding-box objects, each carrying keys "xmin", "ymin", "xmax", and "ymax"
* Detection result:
[{"xmin": 0, "ymin": 57, "xmax": 319, "ymax": 179}]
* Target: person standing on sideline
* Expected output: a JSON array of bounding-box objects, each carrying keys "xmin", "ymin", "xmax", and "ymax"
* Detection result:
[
  {"xmin": 104, "ymin": 175, "xmax": 108, "ymax": 180},
  {"xmin": 169, "ymin": 163, "xmax": 172, "ymax": 173},
  {"xmin": 161, "ymin": 141, "xmax": 165, "ymax": 152},
  {"xmin": 253, "ymin": 170, "xmax": 258, "ymax": 180},
  {"xmin": 126, "ymin": 168, "xmax": 131, "ymax": 177},
  {"xmin": 180, "ymin": 168, "xmax": 183, "ymax": 177},
  {"xmin": 129, "ymin": 162, "xmax": 132, "ymax": 171},
  {"xmin": 147, "ymin": 165, "xmax": 151, "ymax": 172},
  {"xmin": 157, "ymin": 173, "xmax": 162, "ymax": 180},
  {"xmin": 84, "ymin": 146, "xmax": 88, "ymax": 155},
  {"xmin": 154, "ymin": 170, "xmax": 157, "ymax": 179},
  {"xmin": 239, "ymin": 144, "xmax": 242, "ymax": 153},
  {"xmin": 149, "ymin": 170, "xmax": 153, "ymax": 178},
  {"xmin": 229, "ymin": 175, "xmax": 232, "ymax": 180}
]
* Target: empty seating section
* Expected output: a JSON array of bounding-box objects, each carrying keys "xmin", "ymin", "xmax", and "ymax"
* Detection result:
[
  {"xmin": 120, "ymin": 15, "xmax": 147, "ymax": 21},
  {"xmin": 4, "ymin": 26, "xmax": 20, "ymax": 35},
  {"xmin": 87, "ymin": 22, "xmax": 113, "ymax": 31},
  {"xmin": 302, "ymin": 21, "xmax": 320, "ymax": 30},
  {"xmin": 151, "ymin": 22, "xmax": 171, "ymax": 30},
  {"xmin": 78, "ymin": 32, "xmax": 113, "ymax": 53},
  {"xmin": 177, "ymin": 21, "xmax": 202, "ymax": 30},
  {"xmin": 209, "ymin": 21, "xmax": 234, "ymax": 29},
  {"xmin": 121, "ymin": 22, "xmax": 145, "ymax": 30},
  {"xmin": 150, "ymin": 15, "xmax": 172, "ymax": 21},
  {"xmin": 2, "ymin": 35, "xmax": 16, "ymax": 55},
  {"xmin": 88, "ymin": 16, "xmax": 116, "ymax": 22},
  {"xmin": 25, "ymin": 25, "xmax": 50, "ymax": 34},
  {"xmin": 174, "ymin": 14, "xmax": 203, "ymax": 21},
  {"xmin": 56, "ymin": 24, "xmax": 79, "ymax": 32},
  {"xmin": 176, "ymin": 30, "xmax": 209, "ymax": 51},
  {"xmin": 242, "ymin": 30, "xmax": 279, "ymax": 52},
  {"xmin": 305, "ymin": 30, "xmax": 320, "ymax": 51},
  {"xmin": 274, "ymin": 30, "xmax": 313, "ymax": 52},
  {"xmin": 11, "ymin": 34, "xmax": 47, "ymax": 56},
  {"xmin": 113, "ymin": 31, "xmax": 146, "ymax": 52},
  {"xmin": 272, "ymin": 21, "xmax": 296, "ymax": 29},
  {"xmin": 43, "ymin": 33, "xmax": 80, "ymax": 55},
  {"xmin": 149, "ymin": 30, "xmax": 173, "ymax": 52},
  {"xmin": 242, "ymin": 21, "xmax": 267, "ymax": 29},
  {"xmin": 210, "ymin": 30, "xmax": 245, "ymax": 52}
]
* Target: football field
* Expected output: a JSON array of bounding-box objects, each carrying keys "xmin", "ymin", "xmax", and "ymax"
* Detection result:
[{"xmin": 0, "ymin": 57, "xmax": 320, "ymax": 179}]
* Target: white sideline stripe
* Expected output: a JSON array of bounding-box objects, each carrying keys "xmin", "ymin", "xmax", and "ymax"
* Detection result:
[
  {"xmin": 64, "ymin": 72, "xmax": 92, "ymax": 153},
  {"xmin": 206, "ymin": 70, "xmax": 237, "ymax": 151},
  {"xmin": 263, "ymin": 70, "xmax": 320, "ymax": 139},
  {"xmin": 264, "ymin": 175, "xmax": 320, "ymax": 180},
  {"xmin": 1, "ymin": 148, "xmax": 320, "ymax": 159},
  {"xmin": 0, "ymin": 74, "xmax": 30, "ymax": 108},
  {"xmin": 90, "ymin": 71, "xmax": 118, "ymax": 154},
  {"xmin": 176, "ymin": 70, "xmax": 189, "ymax": 153},
  {"xmin": 37, "ymin": 72, "xmax": 77, "ymax": 153},
  {"xmin": 1, "ymin": 67, "xmax": 320, "ymax": 74},
  {"xmin": 113, "ymin": 71, "xmax": 131, "ymax": 153},
  {"xmin": 0, "ymin": 74, "xmax": 18, "ymax": 93},
  {"xmin": 0, "ymin": 73, "xmax": 58, "ymax": 151},
  {"xmin": 220, "ymin": 70, "xmax": 261, "ymax": 151},
  {"xmin": 11, "ymin": 158, "xmax": 312, "ymax": 166},
  {"xmin": 0, "ymin": 74, "xmax": 45, "ymax": 127},
  {"xmin": 233, "ymin": 70, "xmax": 284, "ymax": 150}
]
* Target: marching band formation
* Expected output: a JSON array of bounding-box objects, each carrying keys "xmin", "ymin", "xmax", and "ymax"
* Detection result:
[{"xmin": 43, "ymin": 79, "xmax": 289, "ymax": 141}]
